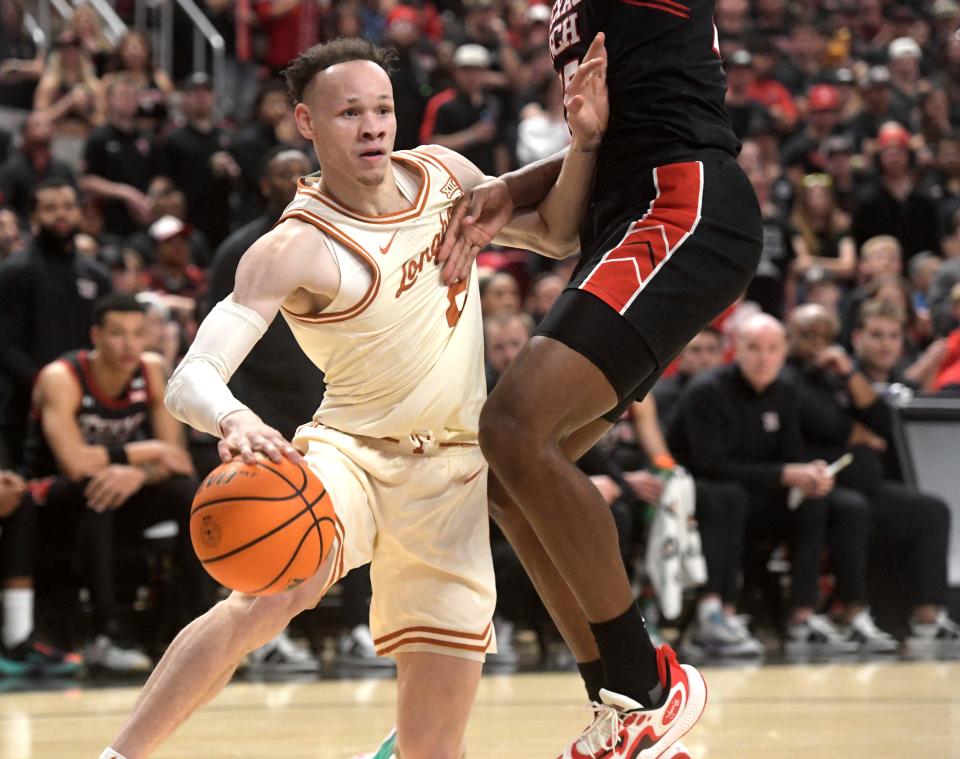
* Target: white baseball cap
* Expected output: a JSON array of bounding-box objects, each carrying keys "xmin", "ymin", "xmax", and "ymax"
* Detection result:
[
  {"xmin": 453, "ymin": 44, "xmax": 492, "ymax": 69},
  {"xmin": 889, "ymin": 36, "xmax": 922, "ymax": 61}
]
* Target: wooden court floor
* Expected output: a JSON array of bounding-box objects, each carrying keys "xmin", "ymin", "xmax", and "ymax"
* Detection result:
[{"xmin": 3, "ymin": 661, "xmax": 958, "ymax": 758}]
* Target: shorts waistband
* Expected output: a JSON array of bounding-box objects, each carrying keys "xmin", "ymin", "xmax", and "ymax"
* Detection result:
[
  {"xmin": 376, "ymin": 431, "xmax": 479, "ymax": 456},
  {"xmin": 296, "ymin": 422, "xmax": 479, "ymax": 456}
]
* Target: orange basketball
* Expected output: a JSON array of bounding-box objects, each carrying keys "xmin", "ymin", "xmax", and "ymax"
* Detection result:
[{"xmin": 190, "ymin": 455, "xmax": 337, "ymax": 595}]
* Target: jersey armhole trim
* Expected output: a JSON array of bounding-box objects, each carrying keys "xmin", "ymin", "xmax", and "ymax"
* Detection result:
[{"xmin": 278, "ymin": 210, "xmax": 382, "ymax": 324}]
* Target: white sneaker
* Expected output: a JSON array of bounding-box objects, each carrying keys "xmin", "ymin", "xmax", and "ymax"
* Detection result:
[
  {"xmin": 785, "ymin": 614, "xmax": 859, "ymax": 656},
  {"xmin": 336, "ymin": 624, "xmax": 395, "ymax": 668},
  {"xmin": 906, "ymin": 611, "xmax": 960, "ymax": 656},
  {"xmin": 247, "ymin": 630, "xmax": 320, "ymax": 673},
  {"xmin": 83, "ymin": 635, "xmax": 151, "ymax": 673},
  {"xmin": 843, "ymin": 610, "xmax": 898, "ymax": 654},
  {"xmin": 690, "ymin": 600, "xmax": 764, "ymax": 657}
]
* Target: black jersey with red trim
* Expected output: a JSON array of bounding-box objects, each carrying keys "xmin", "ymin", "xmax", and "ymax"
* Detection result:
[
  {"xmin": 550, "ymin": 0, "xmax": 738, "ymax": 181},
  {"xmin": 23, "ymin": 350, "xmax": 154, "ymax": 478}
]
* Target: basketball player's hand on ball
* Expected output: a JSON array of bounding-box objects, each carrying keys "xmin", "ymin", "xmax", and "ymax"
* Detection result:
[
  {"xmin": 439, "ymin": 179, "xmax": 513, "ymax": 285},
  {"xmin": 85, "ymin": 465, "xmax": 147, "ymax": 512},
  {"xmin": 565, "ymin": 33, "xmax": 608, "ymax": 152},
  {"xmin": 218, "ymin": 409, "xmax": 303, "ymax": 466}
]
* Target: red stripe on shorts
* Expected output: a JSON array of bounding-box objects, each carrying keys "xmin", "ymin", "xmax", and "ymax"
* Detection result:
[{"xmin": 579, "ymin": 161, "xmax": 703, "ymax": 315}]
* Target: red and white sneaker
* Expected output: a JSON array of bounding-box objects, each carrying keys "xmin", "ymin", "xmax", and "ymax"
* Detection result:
[{"xmin": 557, "ymin": 645, "xmax": 706, "ymax": 759}]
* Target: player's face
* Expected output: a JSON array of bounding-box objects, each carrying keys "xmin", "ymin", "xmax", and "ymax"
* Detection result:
[
  {"xmin": 259, "ymin": 91, "xmax": 291, "ymax": 126},
  {"xmin": 862, "ymin": 245, "xmax": 901, "ymax": 278},
  {"xmin": 261, "ymin": 152, "xmax": 312, "ymax": 208},
  {"xmin": 679, "ymin": 332, "xmax": 722, "ymax": 376},
  {"xmin": 296, "ymin": 61, "xmax": 396, "ymax": 188},
  {"xmin": 32, "ymin": 186, "xmax": 81, "ymax": 240},
  {"xmin": 108, "ymin": 81, "xmax": 140, "ymax": 121},
  {"xmin": 181, "ymin": 87, "xmax": 215, "ymax": 121},
  {"xmin": 529, "ymin": 276, "xmax": 564, "ymax": 317},
  {"xmin": 788, "ymin": 319, "xmax": 834, "ymax": 363},
  {"xmin": 736, "ymin": 325, "xmax": 786, "ymax": 390},
  {"xmin": 93, "ymin": 311, "xmax": 147, "ymax": 372},
  {"xmin": 481, "ymin": 275, "xmax": 521, "ymax": 317},
  {"xmin": 853, "ymin": 316, "xmax": 903, "ymax": 372},
  {"xmin": 486, "ymin": 320, "xmax": 530, "ymax": 374}
]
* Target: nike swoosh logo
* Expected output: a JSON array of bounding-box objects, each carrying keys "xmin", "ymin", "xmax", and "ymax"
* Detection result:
[{"xmin": 379, "ymin": 230, "xmax": 399, "ymax": 256}]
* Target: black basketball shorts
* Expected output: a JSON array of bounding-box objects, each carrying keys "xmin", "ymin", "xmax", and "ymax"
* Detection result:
[{"xmin": 535, "ymin": 150, "xmax": 763, "ymax": 419}]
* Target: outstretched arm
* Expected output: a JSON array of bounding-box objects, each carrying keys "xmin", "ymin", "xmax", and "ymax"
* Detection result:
[{"xmin": 437, "ymin": 33, "xmax": 609, "ymax": 282}]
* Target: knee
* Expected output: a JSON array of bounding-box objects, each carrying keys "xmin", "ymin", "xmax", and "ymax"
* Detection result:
[
  {"xmin": 830, "ymin": 489, "xmax": 870, "ymax": 528},
  {"xmin": 478, "ymin": 399, "xmax": 530, "ymax": 468},
  {"xmin": 919, "ymin": 493, "xmax": 951, "ymax": 534},
  {"xmin": 796, "ymin": 496, "xmax": 830, "ymax": 528}
]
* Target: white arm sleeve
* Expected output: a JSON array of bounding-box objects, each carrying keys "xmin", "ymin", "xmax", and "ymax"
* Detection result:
[{"xmin": 164, "ymin": 298, "xmax": 270, "ymax": 438}]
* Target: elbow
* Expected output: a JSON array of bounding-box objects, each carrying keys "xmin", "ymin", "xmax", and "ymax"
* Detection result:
[
  {"xmin": 541, "ymin": 234, "xmax": 580, "ymax": 260},
  {"xmin": 555, "ymin": 237, "xmax": 581, "ymax": 259},
  {"xmin": 163, "ymin": 366, "xmax": 189, "ymax": 424}
]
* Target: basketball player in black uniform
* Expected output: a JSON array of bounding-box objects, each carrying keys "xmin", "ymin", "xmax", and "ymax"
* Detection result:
[
  {"xmin": 9, "ymin": 294, "xmax": 210, "ymax": 672},
  {"xmin": 440, "ymin": 5, "xmax": 762, "ymax": 756}
]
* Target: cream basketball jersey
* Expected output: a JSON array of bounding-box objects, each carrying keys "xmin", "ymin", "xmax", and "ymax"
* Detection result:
[{"xmin": 277, "ymin": 147, "xmax": 486, "ymax": 442}]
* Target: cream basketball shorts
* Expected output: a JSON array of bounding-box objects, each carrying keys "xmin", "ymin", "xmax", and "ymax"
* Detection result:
[{"xmin": 291, "ymin": 423, "xmax": 497, "ymax": 661}]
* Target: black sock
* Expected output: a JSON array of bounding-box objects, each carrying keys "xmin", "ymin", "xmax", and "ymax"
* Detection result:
[
  {"xmin": 577, "ymin": 659, "xmax": 606, "ymax": 703},
  {"xmin": 590, "ymin": 602, "xmax": 660, "ymax": 706}
]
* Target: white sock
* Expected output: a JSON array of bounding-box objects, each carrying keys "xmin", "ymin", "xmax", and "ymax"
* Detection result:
[
  {"xmin": 99, "ymin": 749, "xmax": 129, "ymax": 759},
  {"xmin": 2, "ymin": 588, "xmax": 34, "ymax": 649}
]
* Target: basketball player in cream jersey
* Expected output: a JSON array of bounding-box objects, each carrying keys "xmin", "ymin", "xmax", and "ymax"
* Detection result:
[{"xmin": 100, "ymin": 36, "xmax": 607, "ymax": 759}]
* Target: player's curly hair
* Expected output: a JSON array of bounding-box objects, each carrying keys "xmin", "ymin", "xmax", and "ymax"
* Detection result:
[{"xmin": 283, "ymin": 38, "xmax": 396, "ymax": 104}]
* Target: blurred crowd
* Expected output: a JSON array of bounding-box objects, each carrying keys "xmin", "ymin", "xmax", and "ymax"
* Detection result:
[{"xmin": 2, "ymin": 0, "xmax": 960, "ymax": 678}]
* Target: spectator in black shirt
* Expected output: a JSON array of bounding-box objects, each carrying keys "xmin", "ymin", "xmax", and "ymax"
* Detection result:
[
  {"xmin": 0, "ymin": 0, "xmax": 44, "ymax": 111},
  {"xmin": 888, "ymin": 36, "xmax": 925, "ymax": 114},
  {"xmin": 152, "ymin": 73, "xmax": 238, "ymax": 249},
  {"xmin": 230, "ymin": 79, "xmax": 294, "ymax": 226},
  {"xmin": 206, "ymin": 148, "xmax": 324, "ymax": 441},
  {"xmin": 784, "ymin": 304, "xmax": 960, "ymax": 651},
  {"xmin": 0, "ymin": 178, "xmax": 111, "ymax": 466},
  {"xmin": 790, "ymin": 173, "xmax": 858, "ymax": 290},
  {"xmin": 741, "ymin": 157, "xmax": 795, "ymax": 317},
  {"xmin": 821, "ymin": 134, "xmax": 861, "ymax": 216},
  {"xmin": 419, "ymin": 44, "xmax": 509, "ymax": 176},
  {"xmin": 846, "ymin": 66, "xmax": 912, "ymax": 151},
  {"xmin": 928, "ymin": 256, "xmax": 960, "ymax": 335},
  {"xmin": 852, "ymin": 299, "xmax": 947, "ymax": 391},
  {"xmin": 653, "ymin": 327, "xmax": 723, "ymax": 436},
  {"xmin": 80, "ymin": 75, "xmax": 154, "ymax": 240},
  {"xmin": 484, "ymin": 311, "xmax": 534, "ymax": 391},
  {"xmin": 781, "ymin": 84, "xmax": 844, "ymax": 181},
  {"xmin": 852, "ymin": 121, "xmax": 940, "ymax": 262},
  {"xmin": 0, "ymin": 113, "xmax": 76, "ymax": 217},
  {"xmin": 0, "ymin": 206, "xmax": 25, "ymax": 261},
  {"xmin": 670, "ymin": 313, "xmax": 872, "ymax": 653},
  {"xmin": 724, "ymin": 51, "xmax": 771, "ymax": 141},
  {"xmin": 383, "ymin": 9, "xmax": 433, "ymax": 151}
]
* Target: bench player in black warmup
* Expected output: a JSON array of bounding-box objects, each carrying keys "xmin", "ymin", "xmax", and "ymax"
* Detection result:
[
  {"xmin": 440, "ymin": 3, "xmax": 762, "ymax": 756},
  {"xmin": 11, "ymin": 293, "xmax": 210, "ymax": 671}
]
